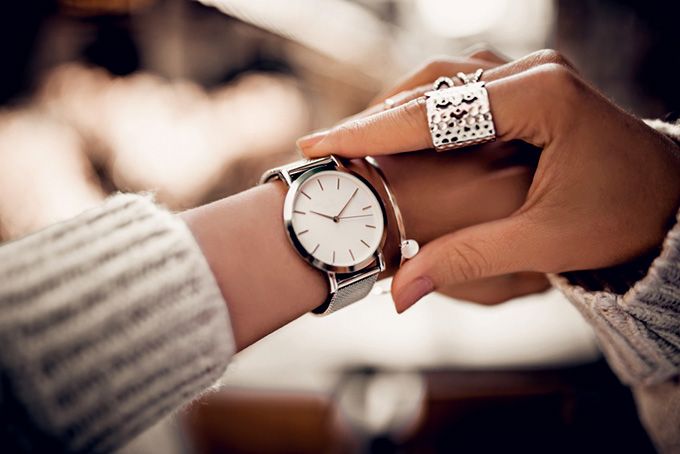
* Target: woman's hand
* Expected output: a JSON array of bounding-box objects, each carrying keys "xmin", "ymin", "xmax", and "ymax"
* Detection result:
[
  {"xmin": 298, "ymin": 49, "xmax": 680, "ymax": 312},
  {"xmin": 345, "ymin": 48, "xmax": 550, "ymax": 306},
  {"xmin": 350, "ymin": 143, "xmax": 550, "ymax": 305}
]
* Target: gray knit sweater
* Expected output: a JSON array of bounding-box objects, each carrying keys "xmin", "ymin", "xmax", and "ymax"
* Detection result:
[
  {"xmin": 0, "ymin": 123, "xmax": 679, "ymax": 452},
  {"xmin": 0, "ymin": 195, "xmax": 234, "ymax": 453}
]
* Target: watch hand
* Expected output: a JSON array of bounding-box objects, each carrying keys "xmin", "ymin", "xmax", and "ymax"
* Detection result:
[
  {"xmin": 336, "ymin": 188, "xmax": 359, "ymax": 218},
  {"xmin": 310, "ymin": 210, "xmax": 336, "ymax": 221},
  {"xmin": 338, "ymin": 214, "xmax": 373, "ymax": 219}
]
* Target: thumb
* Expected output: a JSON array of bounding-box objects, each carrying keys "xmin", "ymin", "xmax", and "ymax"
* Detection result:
[{"xmin": 391, "ymin": 214, "xmax": 539, "ymax": 313}]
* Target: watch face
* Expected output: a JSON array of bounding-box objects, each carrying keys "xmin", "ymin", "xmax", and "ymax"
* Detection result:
[{"xmin": 287, "ymin": 169, "xmax": 385, "ymax": 270}]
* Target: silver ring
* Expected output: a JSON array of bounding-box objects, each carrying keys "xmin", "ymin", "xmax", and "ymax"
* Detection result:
[
  {"xmin": 425, "ymin": 80, "xmax": 496, "ymax": 152},
  {"xmin": 433, "ymin": 76, "xmax": 457, "ymax": 90},
  {"xmin": 456, "ymin": 68, "xmax": 484, "ymax": 85}
]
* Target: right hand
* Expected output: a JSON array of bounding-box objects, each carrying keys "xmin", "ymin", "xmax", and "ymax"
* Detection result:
[
  {"xmin": 299, "ymin": 48, "xmax": 680, "ymax": 312},
  {"xmin": 353, "ymin": 141, "xmax": 551, "ymax": 306},
  {"xmin": 338, "ymin": 48, "xmax": 552, "ymax": 306}
]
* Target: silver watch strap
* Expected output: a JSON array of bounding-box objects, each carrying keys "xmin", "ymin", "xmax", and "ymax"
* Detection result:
[{"xmin": 315, "ymin": 269, "xmax": 380, "ymax": 316}]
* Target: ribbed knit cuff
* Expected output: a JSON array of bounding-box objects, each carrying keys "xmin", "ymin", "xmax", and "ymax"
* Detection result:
[
  {"xmin": 550, "ymin": 209, "xmax": 680, "ymax": 386},
  {"xmin": 0, "ymin": 194, "xmax": 234, "ymax": 453}
]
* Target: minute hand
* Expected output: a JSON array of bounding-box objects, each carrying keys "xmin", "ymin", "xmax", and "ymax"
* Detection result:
[
  {"xmin": 338, "ymin": 214, "xmax": 373, "ymax": 219},
  {"xmin": 336, "ymin": 188, "xmax": 358, "ymax": 218}
]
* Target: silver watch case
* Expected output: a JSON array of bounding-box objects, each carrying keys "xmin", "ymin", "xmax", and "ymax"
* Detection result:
[{"xmin": 278, "ymin": 157, "xmax": 388, "ymax": 274}]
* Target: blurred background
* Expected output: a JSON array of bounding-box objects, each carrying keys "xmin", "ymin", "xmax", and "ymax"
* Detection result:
[{"xmin": 1, "ymin": 0, "xmax": 678, "ymax": 452}]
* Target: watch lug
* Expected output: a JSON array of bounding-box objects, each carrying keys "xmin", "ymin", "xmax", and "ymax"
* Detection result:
[
  {"xmin": 327, "ymin": 272, "xmax": 339, "ymax": 294},
  {"xmin": 259, "ymin": 168, "xmax": 292, "ymax": 186},
  {"xmin": 330, "ymin": 154, "xmax": 344, "ymax": 168}
]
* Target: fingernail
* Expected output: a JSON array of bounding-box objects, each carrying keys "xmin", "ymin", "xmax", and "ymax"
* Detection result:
[
  {"xmin": 296, "ymin": 130, "xmax": 328, "ymax": 151},
  {"xmin": 395, "ymin": 277, "xmax": 433, "ymax": 313}
]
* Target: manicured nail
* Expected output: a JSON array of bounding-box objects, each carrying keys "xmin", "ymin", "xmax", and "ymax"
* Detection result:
[
  {"xmin": 296, "ymin": 130, "xmax": 328, "ymax": 151},
  {"xmin": 395, "ymin": 277, "xmax": 433, "ymax": 313}
]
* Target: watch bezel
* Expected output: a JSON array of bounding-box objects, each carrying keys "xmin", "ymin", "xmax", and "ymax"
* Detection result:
[{"xmin": 283, "ymin": 165, "xmax": 388, "ymax": 274}]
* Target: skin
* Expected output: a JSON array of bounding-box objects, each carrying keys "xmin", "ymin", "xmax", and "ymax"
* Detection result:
[
  {"xmin": 0, "ymin": 47, "xmax": 545, "ymax": 352},
  {"xmin": 297, "ymin": 48, "xmax": 680, "ymax": 313},
  {"xmin": 181, "ymin": 147, "xmax": 541, "ymax": 351}
]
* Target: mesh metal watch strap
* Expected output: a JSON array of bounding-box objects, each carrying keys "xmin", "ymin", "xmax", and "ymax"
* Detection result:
[{"xmin": 314, "ymin": 271, "xmax": 379, "ymax": 316}]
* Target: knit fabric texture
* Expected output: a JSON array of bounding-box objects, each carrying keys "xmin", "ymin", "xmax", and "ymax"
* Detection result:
[
  {"xmin": 0, "ymin": 194, "xmax": 234, "ymax": 453},
  {"xmin": 550, "ymin": 211, "xmax": 680, "ymax": 386}
]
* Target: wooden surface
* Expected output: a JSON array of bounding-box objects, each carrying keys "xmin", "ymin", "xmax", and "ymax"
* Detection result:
[{"xmin": 183, "ymin": 360, "xmax": 654, "ymax": 454}]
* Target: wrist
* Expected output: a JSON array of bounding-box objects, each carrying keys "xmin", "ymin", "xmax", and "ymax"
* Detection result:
[{"xmin": 181, "ymin": 183, "xmax": 327, "ymax": 350}]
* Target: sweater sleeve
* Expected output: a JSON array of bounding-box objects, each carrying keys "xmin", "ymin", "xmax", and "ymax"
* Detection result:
[
  {"xmin": 549, "ymin": 209, "xmax": 680, "ymax": 386},
  {"xmin": 0, "ymin": 194, "xmax": 234, "ymax": 453},
  {"xmin": 549, "ymin": 119, "xmax": 680, "ymax": 386}
]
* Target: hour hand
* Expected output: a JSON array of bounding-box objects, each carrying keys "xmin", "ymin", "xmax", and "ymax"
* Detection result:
[{"xmin": 310, "ymin": 210, "xmax": 337, "ymax": 221}]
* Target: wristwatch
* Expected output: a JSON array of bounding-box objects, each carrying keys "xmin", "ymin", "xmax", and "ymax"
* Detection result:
[{"xmin": 260, "ymin": 155, "xmax": 387, "ymax": 315}]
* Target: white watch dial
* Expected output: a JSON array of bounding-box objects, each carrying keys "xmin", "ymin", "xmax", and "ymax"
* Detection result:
[{"xmin": 291, "ymin": 170, "xmax": 384, "ymax": 268}]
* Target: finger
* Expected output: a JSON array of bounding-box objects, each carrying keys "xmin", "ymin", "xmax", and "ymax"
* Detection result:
[
  {"xmin": 374, "ymin": 48, "xmax": 571, "ymax": 107},
  {"xmin": 390, "ymin": 212, "xmax": 551, "ymax": 313},
  {"xmin": 437, "ymin": 272, "xmax": 550, "ymax": 305},
  {"xmin": 370, "ymin": 57, "xmax": 496, "ymax": 106},
  {"xmin": 300, "ymin": 64, "xmax": 567, "ymax": 158},
  {"xmin": 372, "ymin": 49, "xmax": 576, "ymax": 113},
  {"xmin": 464, "ymin": 45, "xmax": 510, "ymax": 65},
  {"xmin": 301, "ymin": 98, "xmax": 430, "ymax": 157},
  {"xmin": 331, "ymin": 84, "xmax": 428, "ymax": 129},
  {"xmin": 320, "ymin": 51, "xmax": 506, "ymax": 130},
  {"xmin": 320, "ymin": 49, "xmax": 570, "ymax": 135}
]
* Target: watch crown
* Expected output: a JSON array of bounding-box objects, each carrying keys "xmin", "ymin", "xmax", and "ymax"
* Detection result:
[{"xmin": 400, "ymin": 239, "xmax": 420, "ymax": 260}]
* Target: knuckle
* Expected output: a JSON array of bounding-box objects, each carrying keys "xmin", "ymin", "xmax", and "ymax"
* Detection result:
[
  {"xmin": 467, "ymin": 46, "xmax": 506, "ymax": 64},
  {"xmin": 531, "ymin": 49, "xmax": 573, "ymax": 69},
  {"xmin": 398, "ymin": 99, "xmax": 430, "ymax": 147},
  {"xmin": 468, "ymin": 48, "xmax": 490, "ymax": 60},
  {"xmin": 464, "ymin": 43, "xmax": 490, "ymax": 57},
  {"xmin": 531, "ymin": 63, "xmax": 584, "ymax": 105},
  {"xmin": 332, "ymin": 120, "xmax": 369, "ymax": 149},
  {"xmin": 401, "ymin": 98, "xmax": 427, "ymax": 127},
  {"xmin": 443, "ymin": 240, "xmax": 489, "ymax": 282}
]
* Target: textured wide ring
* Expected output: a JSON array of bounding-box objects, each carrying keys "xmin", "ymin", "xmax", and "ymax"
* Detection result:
[
  {"xmin": 425, "ymin": 81, "xmax": 496, "ymax": 151},
  {"xmin": 456, "ymin": 68, "xmax": 484, "ymax": 85}
]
